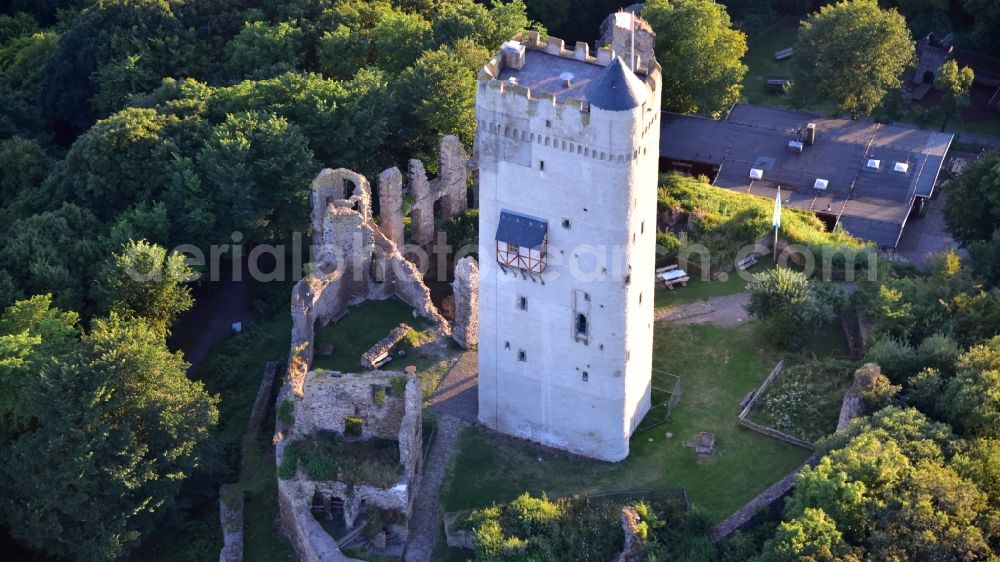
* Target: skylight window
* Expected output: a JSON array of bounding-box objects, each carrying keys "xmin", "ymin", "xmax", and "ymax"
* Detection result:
[
  {"xmin": 894, "ymin": 162, "xmax": 909, "ymax": 173},
  {"xmin": 814, "ymin": 178, "xmax": 829, "ymax": 190}
]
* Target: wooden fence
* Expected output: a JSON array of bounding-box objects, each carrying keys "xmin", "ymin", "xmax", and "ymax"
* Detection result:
[{"xmin": 737, "ymin": 360, "xmax": 816, "ymax": 451}]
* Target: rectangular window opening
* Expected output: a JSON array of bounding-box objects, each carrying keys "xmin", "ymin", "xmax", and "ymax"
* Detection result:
[{"xmin": 518, "ymin": 350, "xmax": 527, "ymax": 362}]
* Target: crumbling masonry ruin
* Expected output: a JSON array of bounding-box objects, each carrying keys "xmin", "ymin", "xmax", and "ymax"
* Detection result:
[
  {"xmin": 275, "ymin": 136, "xmax": 479, "ymax": 562},
  {"xmin": 377, "ymin": 135, "xmax": 471, "ymax": 248}
]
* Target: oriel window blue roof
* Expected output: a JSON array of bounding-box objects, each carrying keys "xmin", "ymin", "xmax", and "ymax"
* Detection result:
[{"xmin": 495, "ymin": 210, "xmax": 548, "ymax": 249}]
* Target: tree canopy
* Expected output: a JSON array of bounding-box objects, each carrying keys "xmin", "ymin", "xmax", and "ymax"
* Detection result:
[
  {"xmin": 642, "ymin": 0, "xmax": 748, "ymax": 117},
  {"xmin": 791, "ymin": 0, "xmax": 915, "ymax": 117}
]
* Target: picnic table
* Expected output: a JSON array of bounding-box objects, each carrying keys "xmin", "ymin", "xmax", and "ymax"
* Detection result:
[
  {"xmin": 774, "ymin": 47, "xmax": 793, "ymax": 61},
  {"xmin": 656, "ymin": 265, "xmax": 690, "ymax": 289}
]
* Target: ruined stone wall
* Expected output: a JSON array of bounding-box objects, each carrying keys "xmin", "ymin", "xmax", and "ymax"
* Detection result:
[
  {"xmin": 293, "ymin": 371, "xmax": 410, "ymax": 441},
  {"xmin": 408, "ymin": 159, "xmax": 435, "ymax": 246},
  {"xmin": 311, "ymin": 169, "xmax": 372, "ymax": 245},
  {"xmin": 377, "ymin": 167, "xmax": 404, "ymax": 248},
  {"xmin": 286, "ymin": 171, "xmax": 450, "ymax": 398},
  {"xmin": 451, "ymin": 257, "xmax": 479, "ymax": 348},
  {"xmin": 278, "ymin": 479, "xmax": 362, "ymax": 562},
  {"xmin": 438, "ymin": 135, "xmax": 470, "ymax": 218}
]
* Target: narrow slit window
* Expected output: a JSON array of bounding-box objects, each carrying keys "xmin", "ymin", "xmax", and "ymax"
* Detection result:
[
  {"xmin": 517, "ymin": 296, "xmax": 527, "ymax": 310},
  {"xmin": 518, "ymin": 350, "xmax": 527, "ymax": 362}
]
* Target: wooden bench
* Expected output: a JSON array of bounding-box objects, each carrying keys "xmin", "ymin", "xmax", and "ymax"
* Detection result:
[
  {"xmin": 656, "ymin": 265, "xmax": 690, "ymax": 289},
  {"xmin": 774, "ymin": 47, "xmax": 793, "ymax": 61},
  {"xmin": 736, "ymin": 255, "xmax": 758, "ymax": 271},
  {"xmin": 766, "ymin": 78, "xmax": 790, "ymax": 93}
]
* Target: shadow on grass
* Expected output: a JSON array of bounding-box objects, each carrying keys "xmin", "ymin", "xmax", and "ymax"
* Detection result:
[{"xmin": 440, "ymin": 322, "xmax": 811, "ymax": 521}]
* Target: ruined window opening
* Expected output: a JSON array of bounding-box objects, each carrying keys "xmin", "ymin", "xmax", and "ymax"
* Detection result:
[
  {"xmin": 582, "ymin": 371, "xmax": 589, "ymax": 382},
  {"xmin": 518, "ymin": 350, "xmax": 527, "ymax": 362},
  {"xmin": 517, "ymin": 296, "xmax": 527, "ymax": 310},
  {"xmin": 576, "ymin": 314, "xmax": 588, "ymax": 337},
  {"xmin": 539, "ymin": 160, "xmax": 545, "ymax": 171},
  {"xmin": 545, "ymin": 119, "xmax": 551, "ymax": 128},
  {"xmin": 562, "ymin": 218, "xmax": 570, "ymax": 229}
]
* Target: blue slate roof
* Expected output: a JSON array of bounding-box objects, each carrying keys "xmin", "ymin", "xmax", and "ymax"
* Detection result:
[
  {"xmin": 496, "ymin": 210, "xmax": 547, "ymax": 249},
  {"xmin": 586, "ymin": 57, "xmax": 647, "ymax": 111}
]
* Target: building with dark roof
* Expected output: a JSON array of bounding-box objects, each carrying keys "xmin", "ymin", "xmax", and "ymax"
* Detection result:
[{"xmin": 659, "ymin": 103, "xmax": 954, "ymax": 248}]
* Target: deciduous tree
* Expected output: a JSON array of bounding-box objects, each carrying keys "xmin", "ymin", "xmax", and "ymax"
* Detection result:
[
  {"xmin": 642, "ymin": 0, "xmax": 748, "ymax": 117},
  {"xmin": 792, "ymin": 0, "xmax": 914, "ymax": 117},
  {"xmin": 93, "ymin": 240, "xmax": 194, "ymax": 333},
  {"xmin": 935, "ymin": 60, "xmax": 974, "ymax": 131}
]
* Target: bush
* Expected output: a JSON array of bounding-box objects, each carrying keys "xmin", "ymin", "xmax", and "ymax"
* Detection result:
[
  {"xmin": 344, "ymin": 416, "xmax": 363, "ymax": 437},
  {"xmin": 373, "ymin": 386, "xmax": 386, "ymax": 407},
  {"xmin": 917, "ymin": 334, "xmax": 961, "ymax": 377},
  {"xmin": 277, "ymin": 447, "xmax": 299, "ymax": 480},
  {"xmin": 277, "ymin": 399, "xmax": 294, "ymax": 426},
  {"xmin": 746, "ymin": 268, "xmax": 838, "ymax": 349},
  {"xmin": 655, "ymin": 231, "xmax": 682, "ymax": 267},
  {"xmin": 866, "ymin": 336, "xmax": 919, "ymax": 384},
  {"xmin": 390, "ymin": 376, "xmax": 407, "ymax": 397},
  {"xmin": 853, "ymin": 363, "xmax": 901, "ymax": 413},
  {"xmin": 905, "ymin": 368, "xmax": 944, "ymax": 418}
]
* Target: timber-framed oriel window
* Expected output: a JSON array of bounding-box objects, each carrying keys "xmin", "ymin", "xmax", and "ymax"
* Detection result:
[{"xmin": 495, "ymin": 210, "xmax": 548, "ymax": 274}]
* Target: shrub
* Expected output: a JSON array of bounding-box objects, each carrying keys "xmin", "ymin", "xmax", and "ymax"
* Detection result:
[
  {"xmin": 655, "ymin": 231, "xmax": 682, "ymax": 267},
  {"xmin": 905, "ymin": 368, "xmax": 944, "ymax": 418},
  {"xmin": 390, "ymin": 376, "xmax": 407, "ymax": 397},
  {"xmin": 277, "ymin": 399, "xmax": 294, "ymax": 425},
  {"xmin": 306, "ymin": 452, "xmax": 338, "ymax": 481},
  {"xmin": 867, "ymin": 336, "xmax": 920, "ymax": 384},
  {"xmin": 344, "ymin": 416, "xmax": 363, "ymax": 437},
  {"xmin": 853, "ymin": 363, "xmax": 901, "ymax": 413},
  {"xmin": 917, "ymin": 334, "xmax": 961, "ymax": 377},
  {"xmin": 746, "ymin": 268, "xmax": 838, "ymax": 349},
  {"xmin": 373, "ymin": 386, "xmax": 386, "ymax": 407},
  {"xmin": 277, "ymin": 446, "xmax": 299, "ymax": 480}
]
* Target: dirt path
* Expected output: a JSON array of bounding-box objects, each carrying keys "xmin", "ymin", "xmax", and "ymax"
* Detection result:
[
  {"xmin": 427, "ymin": 351, "xmax": 478, "ymax": 422},
  {"xmin": 403, "ymin": 414, "xmax": 466, "ymax": 562},
  {"xmin": 656, "ymin": 293, "xmax": 751, "ymax": 327}
]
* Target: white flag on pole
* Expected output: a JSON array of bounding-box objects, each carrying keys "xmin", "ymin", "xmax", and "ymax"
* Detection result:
[{"xmin": 772, "ymin": 188, "xmax": 782, "ymax": 228}]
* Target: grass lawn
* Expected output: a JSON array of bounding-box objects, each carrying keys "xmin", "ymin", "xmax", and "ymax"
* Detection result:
[
  {"xmin": 311, "ymin": 298, "xmax": 433, "ymax": 373},
  {"xmin": 740, "ymin": 19, "xmax": 836, "ymax": 115},
  {"xmin": 653, "ymin": 260, "xmax": 773, "ymax": 309},
  {"xmin": 441, "ymin": 322, "xmax": 811, "ymax": 521}
]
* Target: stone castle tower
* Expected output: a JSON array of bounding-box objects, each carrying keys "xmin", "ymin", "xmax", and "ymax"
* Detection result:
[{"xmin": 475, "ymin": 25, "xmax": 662, "ymax": 461}]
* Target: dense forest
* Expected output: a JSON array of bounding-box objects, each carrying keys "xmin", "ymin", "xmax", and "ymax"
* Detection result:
[{"xmin": 1, "ymin": 0, "xmax": 999, "ymax": 561}]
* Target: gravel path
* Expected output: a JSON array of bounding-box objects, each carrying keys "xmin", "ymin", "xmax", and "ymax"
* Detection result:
[
  {"xmin": 427, "ymin": 351, "xmax": 478, "ymax": 422},
  {"xmin": 403, "ymin": 414, "xmax": 466, "ymax": 562}
]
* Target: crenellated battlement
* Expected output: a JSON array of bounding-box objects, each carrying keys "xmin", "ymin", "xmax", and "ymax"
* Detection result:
[{"xmin": 477, "ymin": 29, "xmax": 661, "ymax": 114}]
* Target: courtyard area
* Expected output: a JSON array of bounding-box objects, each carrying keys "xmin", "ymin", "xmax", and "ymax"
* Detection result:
[{"xmin": 441, "ymin": 321, "xmax": 814, "ymax": 520}]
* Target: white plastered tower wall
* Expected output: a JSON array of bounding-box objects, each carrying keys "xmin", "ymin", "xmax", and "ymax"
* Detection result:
[{"xmin": 476, "ymin": 30, "xmax": 662, "ymax": 462}]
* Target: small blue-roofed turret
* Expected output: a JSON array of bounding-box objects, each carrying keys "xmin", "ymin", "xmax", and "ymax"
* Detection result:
[{"xmin": 586, "ymin": 57, "xmax": 649, "ymax": 111}]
